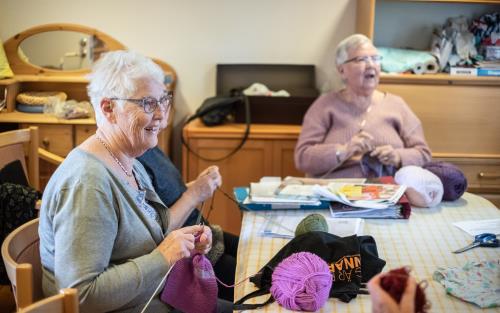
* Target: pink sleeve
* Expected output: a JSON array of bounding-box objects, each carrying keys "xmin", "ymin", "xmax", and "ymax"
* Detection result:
[
  {"xmin": 294, "ymin": 98, "xmax": 344, "ymax": 176},
  {"xmin": 395, "ymin": 101, "xmax": 432, "ymax": 166}
]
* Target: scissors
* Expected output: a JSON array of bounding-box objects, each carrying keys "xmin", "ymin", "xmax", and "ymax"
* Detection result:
[{"xmin": 453, "ymin": 233, "xmax": 499, "ymax": 254}]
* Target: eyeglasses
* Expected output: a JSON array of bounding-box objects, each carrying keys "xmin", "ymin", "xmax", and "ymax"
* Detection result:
[
  {"xmin": 109, "ymin": 91, "xmax": 173, "ymax": 113},
  {"xmin": 343, "ymin": 55, "xmax": 383, "ymax": 65}
]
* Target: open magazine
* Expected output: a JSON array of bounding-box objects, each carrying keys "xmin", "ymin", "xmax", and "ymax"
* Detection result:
[{"xmin": 313, "ymin": 182, "xmax": 407, "ymax": 209}]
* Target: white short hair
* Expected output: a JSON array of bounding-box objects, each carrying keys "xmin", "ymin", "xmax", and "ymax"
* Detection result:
[
  {"xmin": 335, "ymin": 34, "xmax": 373, "ymax": 67},
  {"xmin": 87, "ymin": 50, "xmax": 164, "ymax": 125}
]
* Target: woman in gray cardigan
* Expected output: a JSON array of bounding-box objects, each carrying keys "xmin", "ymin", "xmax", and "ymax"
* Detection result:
[{"xmin": 39, "ymin": 51, "xmax": 228, "ymax": 313}]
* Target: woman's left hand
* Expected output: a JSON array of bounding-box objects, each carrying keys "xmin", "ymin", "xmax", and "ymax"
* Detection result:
[
  {"xmin": 370, "ymin": 145, "xmax": 401, "ymax": 167},
  {"xmin": 193, "ymin": 225, "xmax": 213, "ymax": 255},
  {"xmin": 184, "ymin": 166, "xmax": 222, "ymax": 207}
]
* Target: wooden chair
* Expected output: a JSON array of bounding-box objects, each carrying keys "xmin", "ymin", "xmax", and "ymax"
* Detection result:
[
  {"xmin": 1, "ymin": 218, "xmax": 43, "ymax": 310},
  {"xmin": 0, "ymin": 127, "xmax": 64, "ymax": 190},
  {"xmin": 18, "ymin": 288, "xmax": 78, "ymax": 313},
  {"xmin": 0, "ymin": 127, "xmax": 40, "ymax": 190}
]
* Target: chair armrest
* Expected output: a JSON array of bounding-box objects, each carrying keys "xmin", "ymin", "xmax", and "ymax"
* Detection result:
[{"xmin": 38, "ymin": 148, "xmax": 64, "ymax": 165}]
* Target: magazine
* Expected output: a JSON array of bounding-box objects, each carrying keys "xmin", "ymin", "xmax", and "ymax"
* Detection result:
[{"xmin": 313, "ymin": 182, "xmax": 406, "ymax": 209}]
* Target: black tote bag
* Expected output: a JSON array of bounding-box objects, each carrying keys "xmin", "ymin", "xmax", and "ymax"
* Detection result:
[{"xmin": 234, "ymin": 231, "xmax": 386, "ymax": 310}]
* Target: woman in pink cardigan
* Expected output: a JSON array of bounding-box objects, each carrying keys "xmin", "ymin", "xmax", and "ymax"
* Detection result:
[{"xmin": 295, "ymin": 34, "xmax": 431, "ymax": 178}]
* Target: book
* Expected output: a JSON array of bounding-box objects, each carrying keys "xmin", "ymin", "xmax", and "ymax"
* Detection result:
[
  {"xmin": 450, "ymin": 67, "xmax": 477, "ymax": 76},
  {"xmin": 449, "ymin": 65, "xmax": 500, "ymax": 77},
  {"xmin": 477, "ymin": 68, "xmax": 500, "ymax": 77},
  {"xmin": 260, "ymin": 214, "xmax": 364, "ymax": 239},
  {"xmin": 329, "ymin": 202, "xmax": 405, "ymax": 219},
  {"xmin": 313, "ymin": 182, "xmax": 407, "ymax": 209},
  {"xmin": 233, "ymin": 187, "xmax": 330, "ymax": 211}
]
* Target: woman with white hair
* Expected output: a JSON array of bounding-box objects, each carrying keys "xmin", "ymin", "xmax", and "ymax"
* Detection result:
[
  {"xmin": 294, "ymin": 34, "xmax": 431, "ymax": 178},
  {"xmin": 39, "ymin": 51, "xmax": 230, "ymax": 312}
]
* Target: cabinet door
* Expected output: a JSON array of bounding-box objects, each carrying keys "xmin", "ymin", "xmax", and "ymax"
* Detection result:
[
  {"xmin": 272, "ymin": 140, "xmax": 303, "ymax": 177},
  {"xmin": 21, "ymin": 123, "xmax": 73, "ymax": 156},
  {"xmin": 75, "ymin": 125, "xmax": 97, "ymax": 145},
  {"xmin": 185, "ymin": 138, "xmax": 273, "ymax": 234},
  {"xmin": 378, "ymin": 83, "xmax": 500, "ymax": 155}
]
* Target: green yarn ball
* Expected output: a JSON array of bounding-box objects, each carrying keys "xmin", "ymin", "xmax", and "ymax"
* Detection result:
[{"xmin": 294, "ymin": 213, "xmax": 329, "ymax": 237}]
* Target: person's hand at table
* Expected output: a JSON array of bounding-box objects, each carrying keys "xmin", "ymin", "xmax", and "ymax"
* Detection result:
[
  {"xmin": 193, "ymin": 224, "xmax": 212, "ymax": 255},
  {"xmin": 370, "ymin": 144, "xmax": 401, "ymax": 167},
  {"xmin": 367, "ymin": 273, "xmax": 417, "ymax": 313},
  {"xmin": 156, "ymin": 225, "xmax": 205, "ymax": 265},
  {"xmin": 344, "ymin": 131, "xmax": 375, "ymax": 159},
  {"xmin": 184, "ymin": 165, "xmax": 222, "ymax": 206}
]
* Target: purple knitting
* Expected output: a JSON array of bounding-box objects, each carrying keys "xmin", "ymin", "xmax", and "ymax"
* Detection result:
[
  {"xmin": 161, "ymin": 254, "xmax": 218, "ymax": 313},
  {"xmin": 423, "ymin": 161, "xmax": 467, "ymax": 201}
]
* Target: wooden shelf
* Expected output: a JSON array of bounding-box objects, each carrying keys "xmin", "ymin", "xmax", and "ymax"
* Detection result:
[
  {"xmin": 0, "ymin": 111, "xmax": 95, "ymax": 124},
  {"xmin": 183, "ymin": 119, "xmax": 302, "ymax": 140},
  {"xmin": 13, "ymin": 75, "xmax": 88, "ymax": 83},
  {"xmin": 406, "ymin": 0, "xmax": 500, "ymax": 3},
  {"xmin": 0, "ymin": 78, "xmax": 17, "ymax": 86},
  {"xmin": 380, "ymin": 73, "xmax": 500, "ymax": 85}
]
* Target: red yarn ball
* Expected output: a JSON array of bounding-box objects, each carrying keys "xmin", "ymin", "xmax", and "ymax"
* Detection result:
[{"xmin": 380, "ymin": 267, "xmax": 429, "ymax": 313}]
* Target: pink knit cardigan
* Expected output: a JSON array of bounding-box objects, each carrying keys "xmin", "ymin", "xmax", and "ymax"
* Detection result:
[{"xmin": 294, "ymin": 91, "xmax": 431, "ymax": 178}]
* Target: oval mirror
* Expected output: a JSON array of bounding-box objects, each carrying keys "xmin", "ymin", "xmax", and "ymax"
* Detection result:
[
  {"xmin": 18, "ymin": 31, "xmax": 106, "ymax": 71},
  {"xmin": 3, "ymin": 23, "xmax": 126, "ymax": 75}
]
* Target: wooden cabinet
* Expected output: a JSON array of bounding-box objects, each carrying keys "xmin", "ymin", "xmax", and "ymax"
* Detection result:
[
  {"xmin": 356, "ymin": 0, "xmax": 500, "ymax": 208},
  {"xmin": 182, "ymin": 120, "xmax": 303, "ymax": 234}
]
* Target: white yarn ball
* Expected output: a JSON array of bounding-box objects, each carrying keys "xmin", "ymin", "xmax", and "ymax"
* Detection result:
[{"xmin": 395, "ymin": 165, "xmax": 444, "ymax": 208}]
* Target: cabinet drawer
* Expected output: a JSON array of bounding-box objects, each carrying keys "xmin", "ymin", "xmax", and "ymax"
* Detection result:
[
  {"xmin": 433, "ymin": 157, "xmax": 500, "ymax": 193},
  {"xmin": 75, "ymin": 125, "xmax": 96, "ymax": 145},
  {"xmin": 22, "ymin": 123, "xmax": 73, "ymax": 156}
]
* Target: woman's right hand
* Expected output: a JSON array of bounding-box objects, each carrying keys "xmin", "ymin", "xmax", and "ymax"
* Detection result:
[
  {"xmin": 156, "ymin": 225, "xmax": 203, "ymax": 265},
  {"xmin": 345, "ymin": 131, "xmax": 374, "ymax": 158},
  {"xmin": 367, "ymin": 273, "xmax": 417, "ymax": 313}
]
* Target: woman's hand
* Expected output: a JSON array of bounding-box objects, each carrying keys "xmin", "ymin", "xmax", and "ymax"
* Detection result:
[
  {"xmin": 156, "ymin": 225, "xmax": 203, "ymax": 265},
  {"xmin": 184, "ymin": 166, "xmax": 222, "ymax": 207},
  {"xmin": 367, "ymin": 273, "xmax": 417, "ymax": 313},
  {"xmin": 193, "ymin": 225, "xmax": 213, "ymax": 255},
  {"xmin": 345, "ymin": 131, "xmax": 374, "ymax": 158},
  {"xmin": 370, "ymin": 145, "xmax": 401, "ymax": 167}
]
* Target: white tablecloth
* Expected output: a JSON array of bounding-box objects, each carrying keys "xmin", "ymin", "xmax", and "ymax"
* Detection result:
[{"xmin": 234, "ymin": 193, "xmax": 500, "ymax": 312}]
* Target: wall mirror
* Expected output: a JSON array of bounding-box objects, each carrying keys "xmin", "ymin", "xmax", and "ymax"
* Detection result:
[
  {"xmin": 18, "ymin": 31, "xmax": 106, "ymax": 71},
  {"xmin": 3, "ymin": 23, "xmax": 126, "ymax": 75}
]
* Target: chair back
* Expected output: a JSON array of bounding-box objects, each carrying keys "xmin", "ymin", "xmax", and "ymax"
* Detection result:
[
  {"xmin": 18, "ymin": 288, "xmax": 78, "ymax": 313},
  {"xmin": 1, "ymin": 218, "xmax": 43, "ymax": 309},
  {"xmin": 0, "ymin": 127, "xmax": 39, "ymax": 190}
]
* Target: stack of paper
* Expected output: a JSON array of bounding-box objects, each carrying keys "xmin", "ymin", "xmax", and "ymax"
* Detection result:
[
  {"xmin": 313, "ymin": 182, "xmax": 406, "ymax": 209},
  {"xmin": 260, "ymin": 214, "xmax": 364, "ymax": 239},
  {"xmin": 329, "ymin": 202, "xmax": 404, "ymax": 219}
]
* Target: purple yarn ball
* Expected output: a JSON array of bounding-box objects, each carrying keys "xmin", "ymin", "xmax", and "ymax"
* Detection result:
[
  {"xmin": 270, "ymin": 252, "xmax": 332, "ymax": 312},
  {"xmin": 423, "ymin": 161, "xmax": 468, "ymax": 201}
]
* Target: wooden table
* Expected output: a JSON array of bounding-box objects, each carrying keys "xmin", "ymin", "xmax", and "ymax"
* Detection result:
[{"xmin": 234, "ymin": 193, "xmax": 500, "ymax": 312}]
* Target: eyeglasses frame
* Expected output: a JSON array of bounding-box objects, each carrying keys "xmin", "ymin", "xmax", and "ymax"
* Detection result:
[
  {"xmin": 109, "ymin": 91, "xmax": 173, "ymax": 113},
  {"xmin": 343, "ymin": 55, "xmax": 383, "ymax": 65}
]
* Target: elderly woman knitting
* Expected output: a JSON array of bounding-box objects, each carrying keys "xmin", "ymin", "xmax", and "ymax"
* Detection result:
[
  {"xmin": 39, "ymin": 51, "xmax": 231, "ymax": 313},
  {"xmin": 294, "ymin": 34, "xmax": 431, "ymax": 178}
]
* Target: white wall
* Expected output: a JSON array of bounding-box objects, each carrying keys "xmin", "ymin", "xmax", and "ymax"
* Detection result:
[{"xmin": 0, "ymin": 0, "xmax": 356, "ymax": 165}]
